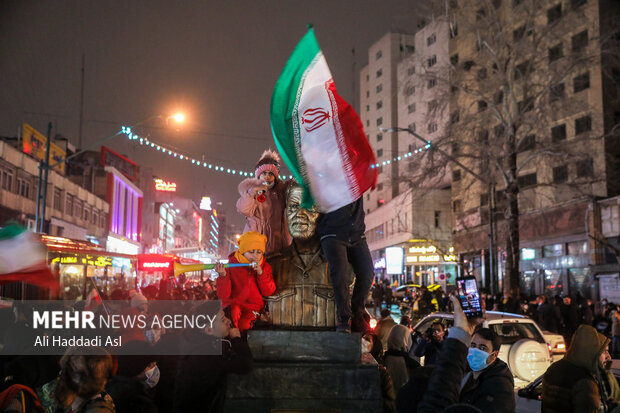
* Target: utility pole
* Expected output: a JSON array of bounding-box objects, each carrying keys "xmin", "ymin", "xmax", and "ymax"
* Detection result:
[
  {"xmin": 78, "ymin": 53, "xmax": 85, "ymax": 150},
  {"xmin": 35, "ymin": 122, "xmax": 53, "ymax": 233}
]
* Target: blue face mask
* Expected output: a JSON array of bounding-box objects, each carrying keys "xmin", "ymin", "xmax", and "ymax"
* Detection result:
[{"xmin": 467, "ymin": 347, "xmax": 491, "ymax": 371}]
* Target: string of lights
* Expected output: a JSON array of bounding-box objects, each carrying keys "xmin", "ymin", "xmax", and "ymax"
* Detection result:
[
  {"xmin": 369, "ymin": 141, "xmax": 432, "ymax": 169},
  {"xmin": 121, "ymin": 126, "xmax": 431, "ymax": 177},
  {"xmin": 121, "ymin": 126, "xmax": 293, "ymax": 180}
]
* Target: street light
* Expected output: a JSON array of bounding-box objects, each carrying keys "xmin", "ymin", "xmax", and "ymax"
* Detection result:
[
  {"xmin": 380, "ymin": 126, "xmax": 498, "ymax": 293},
  {"xmin": 171, "ymin": 113, "xmax": 185, "ymax": 123}
]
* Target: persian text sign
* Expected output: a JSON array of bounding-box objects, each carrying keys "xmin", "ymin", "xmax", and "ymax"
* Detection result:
[{"xmin": 155, "ymin": 179, "xmax": 177, "ymax": 192}]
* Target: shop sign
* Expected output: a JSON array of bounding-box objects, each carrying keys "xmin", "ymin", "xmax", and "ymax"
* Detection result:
[
  {"xmin": 374, "ymin": 258, "xmax": 386, "ymax": 269},
  {"xmin": 51, "ymin": 254, "xmax": 112, "ymax": 267},
  {"xmin": 143, "ymin": 262, "xmax": 171, "ymax": 269},
  {"xmin": 409, "ymin": 245, "xmax": 437, "ymax": 254},
  {"xmin": 155, "ymin": 179, "xmax": 177, "ymax": 192}
]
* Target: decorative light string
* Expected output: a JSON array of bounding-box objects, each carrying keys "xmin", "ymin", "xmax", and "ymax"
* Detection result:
[
  {"xmin": 121, "ymin": 126, "xmax": 431, "ymax": 176},
  {"xmin": 121, "ymin": 126, "xmax": 293, "ymax": 180},
  {"xmin": 370, "ymin": 141, "xmax": 432, "ymax": 169}
]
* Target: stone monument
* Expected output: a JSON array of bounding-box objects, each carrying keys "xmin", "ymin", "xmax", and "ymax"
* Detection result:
[{"xmin": 224, "ymin": 183, "xmax": 381, "ymax": 412}]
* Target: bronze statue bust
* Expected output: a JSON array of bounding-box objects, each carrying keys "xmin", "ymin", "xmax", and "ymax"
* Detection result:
[{"xmin": 265, "ymin": 183, "xmax": 351, "ymax": 328}]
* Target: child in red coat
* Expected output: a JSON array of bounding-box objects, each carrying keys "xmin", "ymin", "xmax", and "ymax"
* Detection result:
[{"xmin": 215, "ymin": 231, "xmax": 276, "ymax": 331}]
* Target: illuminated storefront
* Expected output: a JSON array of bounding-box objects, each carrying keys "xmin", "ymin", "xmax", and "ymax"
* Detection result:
[
  {"xmin": 404, "ymin": 243, "xmax": 457, "ymax": 287},
  {"xmin": 44, "ymin": 235, "xmax": 137, "ymax": 299}
]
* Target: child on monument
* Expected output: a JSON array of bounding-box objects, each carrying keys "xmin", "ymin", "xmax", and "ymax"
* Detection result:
[
  {"xmin": 214, "ymin": 231, "xmax": 276, "ymax": 331},
  {"xmin": 236, "ymin": 150, "xmax": 291, "ymax": 255}
]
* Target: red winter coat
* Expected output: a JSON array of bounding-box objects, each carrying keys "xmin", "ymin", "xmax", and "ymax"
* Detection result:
[{"xmin": 216, "ymin": 253, "xmax": 276, "ymax": 312}]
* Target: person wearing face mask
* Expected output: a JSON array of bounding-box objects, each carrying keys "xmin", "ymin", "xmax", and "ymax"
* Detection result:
[
  {"xmin": 361, "ymin": 332, "xmax": 396, "ymax": 413},
  {"xmin": 107, "ymin": 341, "xmax": 159, "ymax": 413},
  {"xmin": 542, "ymin": 324, "xmax": 614, "ymax": 413},
  {"xmin": 175, "ymin": 309, "xmax": 253, "ymax": 413},
  {"xmin": 459, "ymin": 328, "xmax": 514, "ymax": 412},
  {"xmin": 416, "ymin": 296, "xmax": 514, "ymax": 413},
  {"xmin": 236, "ymin": 150, "xmax": 292, "ymax": 255}
]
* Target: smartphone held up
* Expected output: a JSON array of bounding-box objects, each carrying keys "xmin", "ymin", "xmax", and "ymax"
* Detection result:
[{"xmin": 456, "ymin": 276, "xmax": 483, "ymax": 318}]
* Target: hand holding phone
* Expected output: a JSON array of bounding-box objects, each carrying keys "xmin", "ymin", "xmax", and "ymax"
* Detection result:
[{"xmin": 456, "ymin": 276, "xmax": 483, "ymax": 318}]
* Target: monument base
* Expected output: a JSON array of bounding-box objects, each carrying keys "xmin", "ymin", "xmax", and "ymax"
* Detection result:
[{"xmin": 224, "ymin": 330, "xmax": 382, "ymax": 412}]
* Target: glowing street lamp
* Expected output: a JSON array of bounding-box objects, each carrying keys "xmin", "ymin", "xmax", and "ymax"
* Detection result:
[{"xmin": 171, "ymin": 113, "xmax": 185, "ymax": 123}]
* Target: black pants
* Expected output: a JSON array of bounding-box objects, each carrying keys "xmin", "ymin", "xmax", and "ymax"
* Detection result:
[{"xmin": 321, "ymin": 236, "xmax": 374, "ymax": 324}]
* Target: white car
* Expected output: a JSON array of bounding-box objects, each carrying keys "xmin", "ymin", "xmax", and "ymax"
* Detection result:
[{"xmin": 412, "ymin": 311, "xmax": 553, "ymax": 386}]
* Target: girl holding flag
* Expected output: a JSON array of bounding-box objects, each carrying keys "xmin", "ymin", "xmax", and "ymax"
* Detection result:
[{"xmin": 236, "ymin": 150, "xmax": 292, "ymax": 255}]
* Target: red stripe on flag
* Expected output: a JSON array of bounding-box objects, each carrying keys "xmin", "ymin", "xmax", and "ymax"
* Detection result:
[
  {"xmin": 0, "ymin": 265, "xmax": 59, "ymax": 291},
  {"xmin": 325, "ymin": 79, "xmax": 377, "ymax": 200}
]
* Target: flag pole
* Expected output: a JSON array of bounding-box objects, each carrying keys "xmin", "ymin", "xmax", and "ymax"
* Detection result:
[{"xmin": 89, "ymin": 279, "xmax": 110, "ymax": 317}]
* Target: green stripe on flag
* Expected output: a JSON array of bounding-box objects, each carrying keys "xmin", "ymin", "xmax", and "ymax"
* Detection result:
[
  {"xmin": 0, "ymin": 223, "xmax": 27, "ymax": 241},
  {"xmin": 270, "ymin": 28, "xmax": 320, "ymax": 209}
]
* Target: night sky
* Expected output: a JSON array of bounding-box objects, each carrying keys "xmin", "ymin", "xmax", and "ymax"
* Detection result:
[{"xmin": 0, "ymin": 1, "xmax": 423, "ymax": 229}]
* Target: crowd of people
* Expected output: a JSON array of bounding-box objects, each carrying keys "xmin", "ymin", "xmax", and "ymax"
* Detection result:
[
  {"xmin": 0, "ymin": 148, "xmax": 379, "ymax": 412},
  {"xmin": 3, "ymin": 147, "xmax": 620, "ymax": 413}
]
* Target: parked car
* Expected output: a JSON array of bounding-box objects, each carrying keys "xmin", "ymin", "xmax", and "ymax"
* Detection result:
[
  {"xmin": 392, "ymin": 283, "xmax": 441, "ymax": 300},
  {"xmin": 540, "ymin": 330, "xmax": 566, "ymax": 362},
  {"xmin": 412, "ymin": 311, "xmax": 553, "ymax": 386}
]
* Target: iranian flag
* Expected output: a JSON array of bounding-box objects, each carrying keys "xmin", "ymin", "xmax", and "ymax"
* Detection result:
[
  {"xmin": 0, "ymin": 224, "xmax": 58, "ymax": 290},
  {"xmin": 270, "ymin": 27, "xmax": 377, "ymax": 212}
]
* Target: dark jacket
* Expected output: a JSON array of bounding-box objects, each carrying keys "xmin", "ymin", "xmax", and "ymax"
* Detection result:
[
  {"xmin": 542, "ymin": 324, "xmax": 610, "ymax": 413},
  {"xmin": 106, "ymin": 376, "xmax": 157, "ymax": 413},
  {"xmin": 538, "ymin": 302, "xmax": 559, "ymax": 333},
  {"xmin": 173, "ymin": 332, "xmax": 253, "ymax": 413},
  {"xmin": 417, "ymin": 327, "xmax": 515, "ymax": 413},
  {"xmin": 413, "ymin": 339, "xmax": 442, "ymax": 366},
  {"xmin": 316, "ymin": 198, "xmax": 366, "ymax": 241},
  {"xmin": 417, "ymin": 329, "xmax": 470, "ymax": 413},
  {"xmin": 459, "ymin": 358, "xmax": 515, "ymax": 413}
]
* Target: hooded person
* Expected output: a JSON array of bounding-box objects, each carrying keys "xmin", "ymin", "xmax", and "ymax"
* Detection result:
[
  {"xmin": 215, "ymin": 231, "xmax": 276, "ymax": 331},
  {"xmin": 384, "ymin": 324, "xmax": 418, "ymax": 392},
  {"xmin": 236, "ymin": 150, "xmax": 292, "ymax": 255},
  {"xmin": 542, "ymin": 324, "xmax": 612, "ymax": 413}
]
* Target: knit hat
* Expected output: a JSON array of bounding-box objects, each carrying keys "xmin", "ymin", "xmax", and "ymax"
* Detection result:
[
  {"xmin": 255, "ymin": 150, "xmax": 281, "ymax": 181},
  {"xmin": 131, "ymin": 293, "xmax": 148, "ymax": 309},
  {"xmin": 237, "ymin": 231, "xmax": 267, "ymax": 254}
]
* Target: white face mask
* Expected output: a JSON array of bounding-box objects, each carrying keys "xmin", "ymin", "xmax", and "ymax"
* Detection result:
[
  {"xmin": 144, "ymin": 365, "xmax": 160, "ymax": 388},
  {"xmin": 362, "ymin": 338, "xmax": 372, "ymax": 354},
  {"xmin": 145, "ymin": 329, "xmax": 161, "ymax": 345}
]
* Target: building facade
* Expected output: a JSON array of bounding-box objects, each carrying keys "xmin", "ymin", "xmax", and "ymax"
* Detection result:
[
  {"xmin": 0, "ymin": 140, "xmax": 108, "ymax": 241},
  {"xmin": 445, "ymin": 0, "xmax": 620, "ymax": 297}
]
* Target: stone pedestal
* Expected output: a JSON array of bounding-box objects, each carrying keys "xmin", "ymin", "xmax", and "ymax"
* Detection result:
[{"xmin": 224, "ymin": 330, "xmax": 382, "ymax": 412}]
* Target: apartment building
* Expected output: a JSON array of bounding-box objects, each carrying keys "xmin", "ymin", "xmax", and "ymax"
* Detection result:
[
  {"xmin": 361, "ymin": 23, "xmax": 455, "ymax": 285},
  {"xmin": 0, "ymin": 140, "xmax": 109, "ymax": 241},
  {"xmin": 360, "ymin": 32, "xmax": 416, "ymax": 213},
  {"xmin": 446, "ymin": 0, "xmax": 620, "ymax": 298}
]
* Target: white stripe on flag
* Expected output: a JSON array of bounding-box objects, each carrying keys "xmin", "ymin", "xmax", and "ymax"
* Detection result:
[{"xmin": 298, "ymin": 54, "xmax": 355, "ymax": 212}]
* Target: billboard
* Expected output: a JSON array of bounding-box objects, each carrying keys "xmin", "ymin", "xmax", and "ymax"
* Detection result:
[
  {"xmin": 21, "ymin": 123, "xmax": 66, "ymax": 174},
  {"xmin": 385, "ymin": 247, "xmax": 404, "ymax": 275}
]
